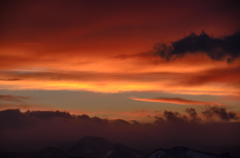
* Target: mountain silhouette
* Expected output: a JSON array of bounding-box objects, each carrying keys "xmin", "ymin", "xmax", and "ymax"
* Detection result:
[
  {"xmin": 67, "ymin": 136, "xmax": 114, "ymax": 157},
  {"xmin": 35, "ymin": 147, "xmax": 70, "ymax": 158},
  {"xmin": 0, "ymin": 136, "xmax": 239, "ymax": 158},
  {"xmin": 145, "ymin": 146, "xmax": 232, "ymax": 158}
]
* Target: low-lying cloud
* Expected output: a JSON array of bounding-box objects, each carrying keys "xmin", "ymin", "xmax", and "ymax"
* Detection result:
[
  {"xmin": 0, "ymin": 107, "xmax": 239, "ymax": 153},
  {"xmin": 202, "ymin": 106, "xmax": 238, "ymax": 121}
]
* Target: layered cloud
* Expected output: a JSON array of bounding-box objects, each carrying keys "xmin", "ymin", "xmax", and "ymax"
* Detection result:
[
  {"xmin": 0, "ymin": 66, "xmax": 239, "ymax": 96},
  {"xmin": 131, "ymin": 97, "xmax": 221, "ymax": 105},
  {"xmin": 0, "ymin": 0, "xmax": 239, "ymax": 97}
]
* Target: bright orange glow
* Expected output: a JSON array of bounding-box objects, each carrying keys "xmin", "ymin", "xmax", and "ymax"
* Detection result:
[{"xmin": 0, "ymin": 79, "xmax": 239, "ymax": 96}]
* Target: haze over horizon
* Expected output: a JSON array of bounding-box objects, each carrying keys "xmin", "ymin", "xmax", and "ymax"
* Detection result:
[{"xmin": 0, "ymin": 0, "xmax": 240, "ymax": 156}]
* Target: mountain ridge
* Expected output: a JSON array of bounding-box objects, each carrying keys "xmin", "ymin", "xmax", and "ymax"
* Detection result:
[{"xmin": 0, "ymin": 136, "xmax": 239, "ymax": 158}]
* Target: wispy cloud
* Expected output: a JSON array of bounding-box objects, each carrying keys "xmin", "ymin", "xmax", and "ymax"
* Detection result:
[
  {"xmin": 131, "ymin": 97, "xmax": 222, "ymax": 105},
  {"xmin": 0, "ymin": 95, "xmax": 30, "ymax": 102},
  {"xmin": 0, "ymin": 78, "xmax": 22, "ymax": 81}
]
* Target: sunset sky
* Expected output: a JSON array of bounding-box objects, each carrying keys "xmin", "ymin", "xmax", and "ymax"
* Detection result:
[{"xmin": 0, "ymin": 0, "xmax": 240, "ymax": 153}]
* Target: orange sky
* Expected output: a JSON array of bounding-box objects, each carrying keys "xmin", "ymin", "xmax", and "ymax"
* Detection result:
[{"xmin": 0, "ymin": 0, "xmax": 240, "ymax": 122}]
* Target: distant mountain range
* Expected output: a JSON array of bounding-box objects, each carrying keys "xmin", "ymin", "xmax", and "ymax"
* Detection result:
[{"xmin": 0, "ymin": 136, "xmax": 239, "ymax": 158}]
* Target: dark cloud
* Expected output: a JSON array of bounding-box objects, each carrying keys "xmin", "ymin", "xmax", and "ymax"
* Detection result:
[
  {"xmin": 154, "ymin": 106, "xmax": 236, "ymax": 124},
  {"xmin": 153, "ymin": 31, "xmax": 240, "ymax": 63},
  {"xmin": 163, "ymin": 111, "xmax": 188, "ymax": 122},
  {"xmin": 155, "ymin": 109, "xmax": 200, "ymax": 124},
  {"xmin": 0, "ymin": 95, "xmax": 29, "ymax": 102},
  {"xmin": 202, "ymin": 106, "xmax": 238, "ymax": 121},
  {"xmin": 186, "ymin": 108, "xmax": 201, "ymax": 122},
  {"xmin": 0, "ymin": 108, "xmax": 240, "ymax": 153},
  {"xmin": 25, "ymin": 110, "xmax": 73, "ymax": 119},
  {"xmin": 77, "ymin": 114, "xmax": 91, "ymax": 120},
  {"xmin": 112, "ymin": 119, "xmax": 131, "ymax": 125},
  {"xmin": 0, "ymin": 109, "xmax": 35, "ymax": 129}
]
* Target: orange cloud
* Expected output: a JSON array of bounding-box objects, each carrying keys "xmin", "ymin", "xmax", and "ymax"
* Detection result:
[
  {"xmin": 0, "ymin": 1, "xmax": 239, "ymax": 99},
  {"xmin": 131, "ymin": 97, "xmax": 222, "ymax": 106},
  {"xmin": 0, "ymin": 65, "xmax": 239, "ymax": 96}
]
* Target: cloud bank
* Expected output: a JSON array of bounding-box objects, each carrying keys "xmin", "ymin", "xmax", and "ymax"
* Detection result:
[{"xmin": 0, "ymin": 107, "xmax": 239, "ymax": 153}]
